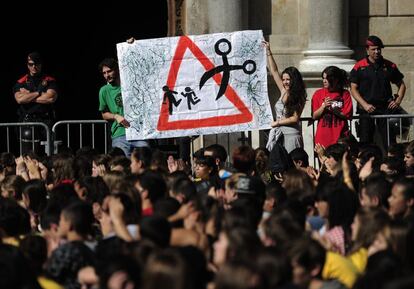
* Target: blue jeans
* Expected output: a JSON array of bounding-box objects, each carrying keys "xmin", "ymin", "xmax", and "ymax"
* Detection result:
[{"xmin": 112, "ymin": 135, "xmax": 149, "ymax": 157}]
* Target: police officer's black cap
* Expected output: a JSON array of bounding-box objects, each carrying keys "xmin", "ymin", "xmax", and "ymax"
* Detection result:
[
  {"xmin": 27, "ymin": 52, "xmax": 43, "ymax": 64},
  {"xmin": 366, "ymin": 35, "xmax": 384, "ymax": 48}
]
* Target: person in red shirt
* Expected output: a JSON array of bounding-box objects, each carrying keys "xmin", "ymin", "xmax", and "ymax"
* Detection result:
[{"xmin": 312, "ymin": 66, "xmax": 353, "ymax": 148}]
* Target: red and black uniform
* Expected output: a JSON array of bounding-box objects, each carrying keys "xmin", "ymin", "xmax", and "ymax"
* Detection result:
[
  {"xmin": 13, "ymin": 73, "xmax": 57, "ymax": 154},
  {"xmin": 350, "ymin": 56, "xmax": 404, "ymax": 146},
  {"xmin": 13, "ymin": 73, "xmax": 57, "ymax": 122}
]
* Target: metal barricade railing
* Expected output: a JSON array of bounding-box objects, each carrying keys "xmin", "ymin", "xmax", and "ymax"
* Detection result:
[
  {"xmin": 52, "ymin": 120, "xmax": 110, "ymax": 154},
  {"xmin": 349, "ymin": 114, "xmax": 414, "ymax": 146},
  {"xmin": 262, "ymin": 114, "xmax": 414, "ymax": 168},
  {"xmin": 199, "ymin": 131, "xmax": 251, "ymax": 162},
  {"xmin": 0, "ymin": 122, "xmax": 51, "ymax": 156},
  {"xmin": 299, "ymin": 114, "xmax": 414, "ymax": 145},
  {"xmin": 0, "ymin": 114, "xmax": 413, "ymax": 157}
]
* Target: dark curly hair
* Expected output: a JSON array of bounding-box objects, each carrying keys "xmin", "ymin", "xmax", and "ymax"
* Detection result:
[
  {"xmin": 322, "ymin": 66, "xmax": 348, "ymax": 93},
  {"xmin": 98, "ymin": 58, "xmax": 118, "ymax": 72},
  {"xmin": 281, "ymin": 67, "xmax": 307, "ymax": 117}
]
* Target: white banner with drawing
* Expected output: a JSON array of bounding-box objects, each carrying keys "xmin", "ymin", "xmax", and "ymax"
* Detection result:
[{"xmin": 117, "ymin": 30, "xmax": 272, "ymax": 140}]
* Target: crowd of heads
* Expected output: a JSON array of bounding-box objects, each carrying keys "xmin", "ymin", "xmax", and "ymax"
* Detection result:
[{"xmin": 0, "ymin": 136, "xmax": 413, "ymax": 289}]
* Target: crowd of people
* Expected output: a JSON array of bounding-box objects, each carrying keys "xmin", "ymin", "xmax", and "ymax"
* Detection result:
[
  {"xmin": 2, "ymin": 34, "xmax": 412, "ymax": 289},
  {"xmin": 1, "ymin": 136, "xmax": 414, "ymax": 289}
]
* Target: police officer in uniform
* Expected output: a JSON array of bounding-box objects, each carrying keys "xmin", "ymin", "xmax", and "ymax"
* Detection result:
[
  {"xmin": 14, "ymin": 52, "xmax": 58, "ymax": 154},
  {"xmin": 350, "ymin": 35, "xmax": 406, "ymax": 149}
]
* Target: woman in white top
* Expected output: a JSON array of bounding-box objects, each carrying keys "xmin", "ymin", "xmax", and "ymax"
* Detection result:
[{"xmin": 263, "ymin": 41, "xmax": 307, "ymax": 153}]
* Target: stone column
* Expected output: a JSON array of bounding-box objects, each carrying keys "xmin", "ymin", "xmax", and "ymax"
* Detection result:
[
  {"xmin": 183, "ymin": 0, "xmax": 209, "ymax": 155},
  {"xmin": 299, "ymin": 0, "xmax": 355, "ymax": 74},
  {"xmin": 206, "ymin": 0, "xmax": 256, "ymax": 155},
  {"xmin": 185, "ymin": 0, "xmax": 257, "ymax": 156},
  {"xmin": 208, "ymin": 0, "xmax": 244, "ymax": 33},
  {"xmin": 299, "ymin": 0, "xmax": 356, "ymax": 167},
  {"xmin": 185, "ymin": 0, "xmax": 209, "ymax": 35}
]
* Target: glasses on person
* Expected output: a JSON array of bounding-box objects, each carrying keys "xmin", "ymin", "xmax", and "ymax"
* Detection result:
[{"xmin": 27, "ymin": 62, "xmax": 40, "ymax": 67}]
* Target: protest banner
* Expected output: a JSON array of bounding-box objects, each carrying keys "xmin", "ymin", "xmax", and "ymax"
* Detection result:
[{"xmin": 117, "ymin": 30, "xmax": 272, "ymax": 139}]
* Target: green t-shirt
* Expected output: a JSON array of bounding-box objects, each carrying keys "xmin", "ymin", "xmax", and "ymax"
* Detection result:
[{"xmin": 98, "ymin": 83, "xmax": 125, "ymax": 138}]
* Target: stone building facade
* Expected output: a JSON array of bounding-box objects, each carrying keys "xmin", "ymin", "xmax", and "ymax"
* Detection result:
[{"xmin": 171, "ymin": 0, "xmax": 414, "ymax": 159}]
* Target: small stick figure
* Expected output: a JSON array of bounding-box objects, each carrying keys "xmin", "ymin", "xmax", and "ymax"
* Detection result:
[
  {"xmin": 162, "ymin": 85, "xmax": 182, "ymax": 115},
  {"xmin": 181, "ymin": 87, "xmax": 200, "ymax": 110}
]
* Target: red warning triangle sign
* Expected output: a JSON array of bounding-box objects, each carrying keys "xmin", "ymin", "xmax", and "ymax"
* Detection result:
[{"xmin": 157, "ymin": 36, "xmax": 253, "ymax": 131}]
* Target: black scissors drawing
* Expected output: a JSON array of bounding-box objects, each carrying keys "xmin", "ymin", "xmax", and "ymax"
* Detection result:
[{"xmin": 199, "ymin": 38, "xmax": 256, "ymax": 100}]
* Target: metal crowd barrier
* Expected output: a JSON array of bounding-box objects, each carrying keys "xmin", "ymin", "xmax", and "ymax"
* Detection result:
[
  {"xmin": 199, "ymin": 131, "xmax": 251, "ymax": 162},
  {"xmin": 300, "ymin": 114, "xmax": 414, "ymax": 148},
  {"xmin": 350, "ymin": 114, "xmax": 414, "ymax": 146},
  {"xmin": 0, "ymin": 114, "xmax": 413, "ymax": 157},
  {"xmin": 263, "ymin": 114, "xmax": 414, "ymax": 167},
  {"xmin": 0, "ymin": 122, "xmax": 51, "ymax": 156},
  {"xmin": 52, "ymin": 120, "xmax": 110, "ymax": 154}
]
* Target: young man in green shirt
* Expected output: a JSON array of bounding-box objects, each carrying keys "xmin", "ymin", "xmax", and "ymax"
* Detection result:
[{"xmin": 98, "ymin": 58, "xmax": 148, "ymax": 156}]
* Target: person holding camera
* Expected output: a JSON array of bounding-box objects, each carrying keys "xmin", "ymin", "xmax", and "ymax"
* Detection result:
[
  {"xmin": 14, "ymin": 52, "xmax": 58, "ymax": 154},
  {"xmin": 312, "ymin": 66, "xmax": 352, "ymax": 148}
]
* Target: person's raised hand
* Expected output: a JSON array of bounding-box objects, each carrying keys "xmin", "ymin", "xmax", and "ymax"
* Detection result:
[
  {"xmin": 24, "ymin": 156, "xmax": 41, "ymax": 179},
  {"xmin": 314, "ymin": 143, "xmax": 326, "ymax": 159},
  {"xmin": 342, "ymin": 151, "xmax": 351, "ymax": 178},
  {"xmin": 167, "ymin": 155, "xmax": 178, "ymax": 173},
  {"xmin": 306, "ymin": 166, "xmax": 318, "ymax": 180},
  {"xmin": 359, "ymin": 156, "xmax": 374, "ymax": 181},
  {"xmin": 96, "ymin": 164, "xmax": 106, "ymax": 177},
  {"xmin": 15, "ymin": 156, "xmax": 26, "ymax": 172},
  {"xmin": 108, "ymin": 196, "xmax": 125, "ymax": 224},
  {"xmin": 274, "ymin": 172, "xmax": 284, "ymax": 183},
  {"xmin": 262, "ymin": 40, "xmax": 272, "ymax": 55},
  {"xmin": 126, "ymin": 37, "xmax": 136, "ymax": 44},
  {"xmin": 38, "ymin": 161, "xmax": 48, "ymax": 180},
  {"xmin": 176, "ymin": 159, "xmax": 187, "ymax": 171}
]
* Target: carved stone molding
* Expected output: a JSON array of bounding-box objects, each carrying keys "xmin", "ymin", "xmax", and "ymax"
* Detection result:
[{"xmin": 168, "ymin": 0, "xmax": 186, "ymax": 36}]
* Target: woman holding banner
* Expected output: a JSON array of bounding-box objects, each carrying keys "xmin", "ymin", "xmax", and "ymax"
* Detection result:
[{"xmin": 263, "ymin": 41, "xmax": 307, "ymax": 153}]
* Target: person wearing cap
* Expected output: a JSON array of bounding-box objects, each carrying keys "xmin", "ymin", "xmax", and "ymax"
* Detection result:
[
  {"xmin": 350, "ymin": 35, "xmax": 406, "ymax": 149},
  {"xmin": 14, "ymin": 52, "xmax": 58, "ymax": 154}
]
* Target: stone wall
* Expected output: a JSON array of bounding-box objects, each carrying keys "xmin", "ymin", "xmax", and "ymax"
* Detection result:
[
  {"xmin": 267, "ymin": 0, "xmax": 414, "ymax": 154},
  {"xmin": 182, "ymin": 0, "xmax": 414, "ymax": 154},
  {"xmin": 265, "ymin": 0, "xmax": 414, "ymax": 109}
]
